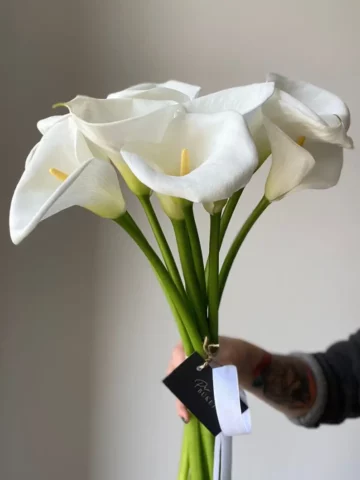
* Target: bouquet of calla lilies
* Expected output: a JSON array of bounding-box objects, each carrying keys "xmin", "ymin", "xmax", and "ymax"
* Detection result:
[{"xmin": 10, "ymin": 74, "xmax": 353, "ymax": 480}]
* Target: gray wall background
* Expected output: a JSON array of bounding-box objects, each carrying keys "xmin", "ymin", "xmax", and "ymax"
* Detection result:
[{"xmin": 2, "ymin": 1, "xmax": 360, "ymax": 479}]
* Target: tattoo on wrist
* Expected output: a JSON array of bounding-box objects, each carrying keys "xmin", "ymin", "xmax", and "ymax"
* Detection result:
[{"xmin": 252, "ymin": 354, "xmax": 316, "ymax": 410}]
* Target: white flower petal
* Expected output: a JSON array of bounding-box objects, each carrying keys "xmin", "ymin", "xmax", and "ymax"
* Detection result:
[
  {"xmin": 108, "ymin": 83, "xmax": 158, "ymax": 98},
  {"xmin": 203, "ymin": 199, "xmax": 227, "ymax": 215},
  {"xmin": 108, "ymin": 80, "xmax": 201, "ymax": 100},
  {"xmin": 295, "ymin": 142, "xmax": 343, "ymax": 191},
  {"xmin": 161, "ymin": 80, "xmax": 201, "ymax": 99},
  {"xmin": 185, "ymin": 82, "xmax": 275, "ymax": 117},
  {"xmin": 262, "ymin": 89, "xmax": 353, "ymax": 148},
  {"xmin": 24, "ymin": 142, "xmax": 40, "ymax": 168},
  {"xmin": 37, "ymin": 114, "xmax": 69, "ymax": 134},
  {"xmin": 10, "ymin": 118, "xmax": 125, "ymax": 244},
  {"xmin": 66, "ymin": 95, "xmax": 183, "ymax": 151},
  {"xmin": 263, "ymin": 117, "xmax": 315, "ymax": 201},
  {"xmin": 109, "ymin": 86, "xmax": 189, "ymax": 103},
  {"xmin": 246, "ymin": 109, "xmax": 271, "ymax": 165},
  {"xmin": 42, "ymin": 158, "xmax": 125, "ymax": 220},
  {"xmin": 267, "ymin": 73, "xmax": 351, "ymax": 131},
  {"xmin": 120, "ymin": 111, "xmax": 258, "ymax": 203}
]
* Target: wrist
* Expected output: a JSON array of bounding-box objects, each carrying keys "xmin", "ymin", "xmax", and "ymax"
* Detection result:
[
  {"xmin": 250, "ymin": 353, "xmax": 317, "ymax": 417},
  {"xmin": 216, "ymin": 336, "xmax": 267, "ymax": 389}
]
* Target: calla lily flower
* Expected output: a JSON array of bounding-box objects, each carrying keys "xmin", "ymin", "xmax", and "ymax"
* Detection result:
[
  {"xmin": 185, "ymin": 82, "xmax": 275, "ymax": 117},
  {"xmin": 37, "ymin": 114, "xmax": 67, "ymax": 135},
  {"xmin": 63, "ymin": 95, "xmax": 184, "ymax": 152},
  {"xmin": 114, "ymin": 82, "xmax": 275, "ymax": 215},
  {"xmin": 57, "ymin": 82, "xmax": 274, "ymax": 199},
  {"xmin": 10, "ymin": 116, "xmax": 125, "ymax": 244},
  {"xmin": 185, "ymin": 82, "xmax": 276, "ymax": 163},
  {"xmin": 65, "ymin": 82, "xmax": 274, "ymax": 158},
  {"xmin": 38, "ymin": 80, "xmax": 200, "ymax": 143},
  {"xmin": 262, "ymin": 73, "xmax": 353, "ymax": 201},
  {"xmin": 62, "ymin": 81, "xmax": 201, "ymax": 155},
  {"xmin": 57, "ymin": 95, "xmax": 187, "ymax": 195},
  {"xmin": 264, "ymin": 73, "xmax": 352, "ymax": 147},
  {"xmin": 120, "ymin": 110, "xmax": 258, "ymax": 215},
  {"xmin": 107, "ymin": 80, "xmax": 201, "ymax": 102}
]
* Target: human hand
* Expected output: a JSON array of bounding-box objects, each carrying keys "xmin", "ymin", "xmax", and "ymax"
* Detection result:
[{"xmin": 166, "ymin": 337, "xmax": 239, "ymax": 424}]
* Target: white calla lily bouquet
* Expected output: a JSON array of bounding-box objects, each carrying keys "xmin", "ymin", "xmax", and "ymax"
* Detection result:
[{"xmin": 10, "ymin": 74, "xmax": 353, "ymax": 480}]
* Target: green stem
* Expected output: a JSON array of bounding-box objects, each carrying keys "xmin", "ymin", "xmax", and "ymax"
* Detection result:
[
  {"xmin": 115, "ymin": 212, "xmax": 203, "ymax": 355},
  {"xmin": 172, "ymin": 219, "xmax": 209, "ymax": 339},
  {"xmin": 205, "ymin": 189, "xmax": 244, "ymax": 287},
  {"xmin": 159, "ymin": 277, "xmax": 192, "ymax": 356},
  {"xmin": 188, "ymin": 418, "xmax": 206, "ymax": 480},
  {"xmin": 208, "ymin": 212, "xmax": 221, "ymax": 343},
  {"xmin": 183, "ymin": 205, "xmax": 207, "ymax": 303},
  {"xmin": 199, "ymin": 423, "xmax": 214, "ymax": 478},
  {"xmin": 219, "ymin": 196, "xmax": 270, "ymax": 300},
  {"xmin": 122, "ymin": 214, "xmax": 191, "ymax": 352},
  {"xmin": 138, "ymin": 195, "xmax": 186, "ymax": 297},
  {"xmin": 220, "ymin": 188, "xmax": 243, "ymax": 245},
  {"xmin": 178, "ymin": 428, "xmax": 190, "ymax": 480}
]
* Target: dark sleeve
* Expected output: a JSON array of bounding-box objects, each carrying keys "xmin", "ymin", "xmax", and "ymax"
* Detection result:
[{"xmin": 314, "ymin": 330, "xmax": 360, "ymax": 425}]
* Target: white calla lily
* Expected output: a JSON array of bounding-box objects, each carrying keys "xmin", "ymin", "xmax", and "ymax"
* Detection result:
[
  {"xmin": 297, "ymin": 142, "xmax": 344, "ymax": 191},
  {"xmin": 62, "ymin": 95, "xmax": 184, "ymax": 152},
  {"xmin": 264, "ymin": 73, "xmax": 353, "ymax": 148},
  {"xmin": 108, "ymin": 81, "xmax": 275, "ymax": 163},
  {"xmin": 264, "ymin": 117, "xmax": 314, "ymax": 200},
  {"xmin": 264, "ymin": 116, "xmax": 344, "ymax": 201},
  {"xmin": 120, "ymin": 110, "xmax": 258, "ymax": 214},
  {"xmin": 262, "ymin": 73, "xmax": 353, "ymax": 201},
  {"xmin": 39, "ymin": 80, "xmax": 200, "ymax": 142},
  {"xmin": 60, "ymin": 82, "xmax": 274, "ymax": 198},
  {"xmin": 37, "ymin": 114, "xmax": 68, "ymax": 135},
  {"xmin": 108, "ymin": 80, "xmax": 201, "ymax": 102},
  {"xmin": 185, "ymin": 82, "xmax": 275, "ymax": 163},
  {"xmin": 185, "ymin": 82, "xmax": 275, "ymax": 117},
  {"xmin": 59, "ymin": 95, "xmax": 185, "ymax": 195},
  {"xmin": 10, "ymin": 116, "xmax": 125, "ymax": 244},
  {"xmin": 24, "ymin": 142, "xmax": 40, "ymax": 168}
]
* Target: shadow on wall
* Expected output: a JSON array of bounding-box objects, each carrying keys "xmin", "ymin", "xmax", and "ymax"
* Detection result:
[{"xmin": 1, "ymin": 1, "xmax": 110, "ymax": 479}]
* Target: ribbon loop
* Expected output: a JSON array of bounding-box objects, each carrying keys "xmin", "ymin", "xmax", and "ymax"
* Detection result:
[{"xmin": 212, "ymin": 364, "xmax": 252, "ymax": 479}]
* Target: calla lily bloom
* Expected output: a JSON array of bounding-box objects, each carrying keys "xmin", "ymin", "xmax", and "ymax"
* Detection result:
[
  {"xmin": 37, "ymin": 114, "xmax": 67, "ymax": 135},
  {"xmin": 56, "ymin": 95, "xmax": 186, "ymax": 196},
  {"xmin": 120, "ymin": 110, "xmax": 258, "ymax": 215},
  {"xmin": 185, "ymin": 82, "xmax": 276, "ymax": 163},
  {"xmin": 62, "ymin": 81, "xmax": 201, "ymax": 155},
  {"xmin": 64, "ymin": 81, "xmax": 274, "ymax": 159},
  {"xmin": 115, "ymin": 82, "xmax": 275, "ymax": 214},
  {"xmin": 55, "ymin": 82, "xmax": 274, "ymax": 200},
  {"xmin": 262, "ymin": 73, "xmax": 353, "ymax": 201},
  {"xmin": 10, "ymin": 116, "xmax": 125, "ymax": 244},
  {"xmin": 63, "ymin": 95, "xmax": 184, "ymax": 152},
  {"xmin": 264, "ymin": 73, "xmax": 352, "ymax": 147},
  {"xmin": 185, "ymin": 82, "xmax": 275, "ymax": 118},
  {"xmin": 107, "ymin": 80, "xmax": 201, "ymax": 102}
]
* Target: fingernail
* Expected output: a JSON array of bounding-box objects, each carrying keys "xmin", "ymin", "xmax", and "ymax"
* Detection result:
[{"xmin": 180, "ymin": 417, "xmax": 188, "ymax": 424}]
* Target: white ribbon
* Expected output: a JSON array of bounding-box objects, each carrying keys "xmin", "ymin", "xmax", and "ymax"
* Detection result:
[
  {"xmin": 213, "ymin": 434, "xmax": 232, "ymax": 480},
  {"xmin": 212, "ymin": 365, "xmax": 251, "ymax": 480}
]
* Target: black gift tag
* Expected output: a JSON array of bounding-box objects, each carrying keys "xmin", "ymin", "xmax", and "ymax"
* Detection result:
[{"xmin": 163, "ymin": 352, "xmax": 221, "ymax": 436}]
